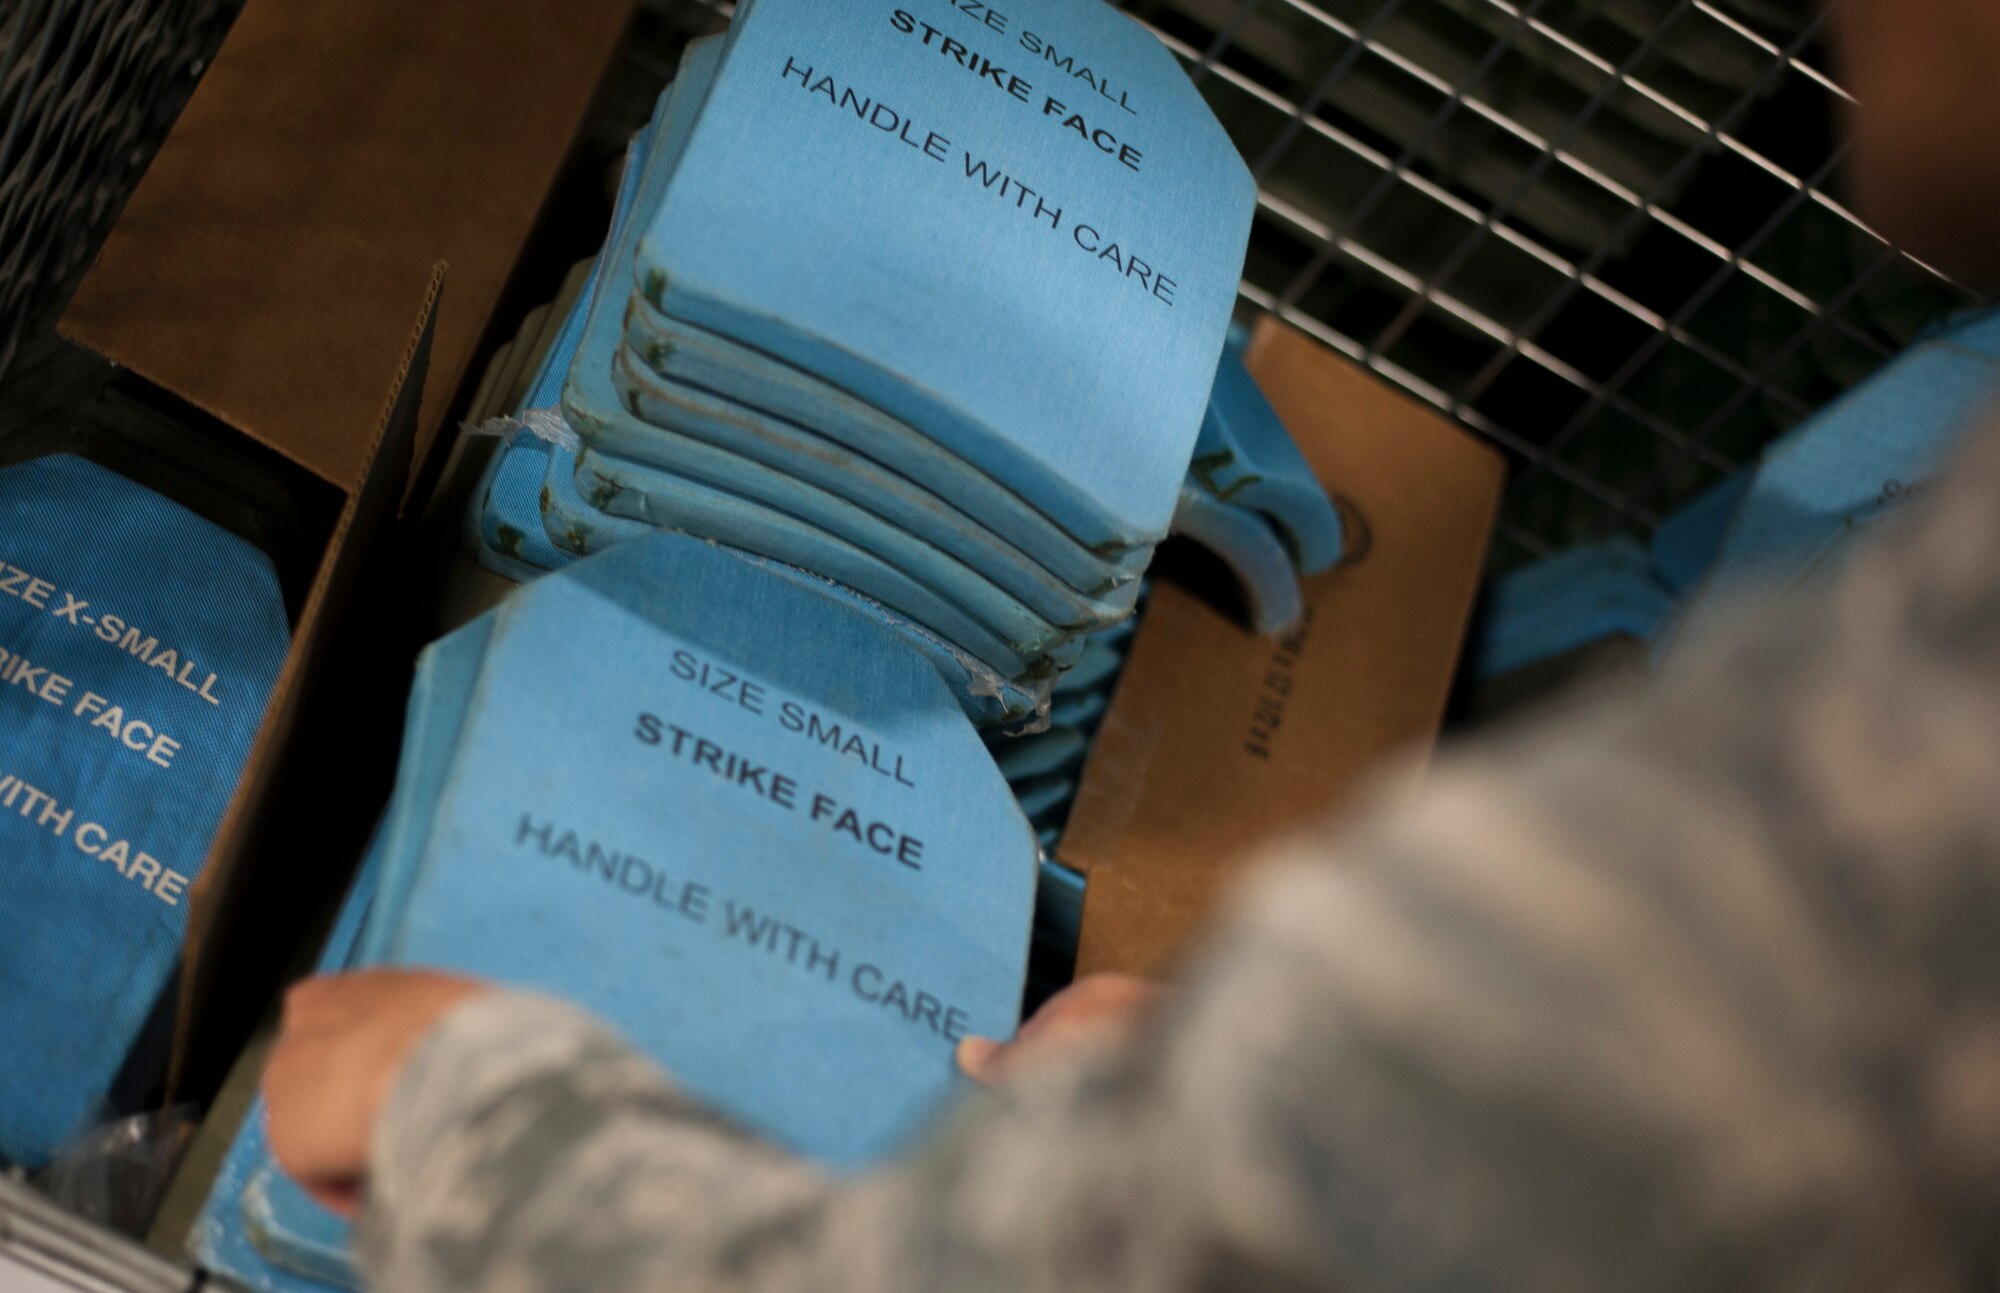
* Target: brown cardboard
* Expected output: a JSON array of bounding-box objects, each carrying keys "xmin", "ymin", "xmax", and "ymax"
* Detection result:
[
  {"xmin": 60, "ymin": 0, "xmax": 634, "ymax": 494},
  {"xmin": 1066, "ymin": 317, "xmax": 1504, "ymax": 980},
  {"xmin": 173, "ymin": 273, "xmax": 438, "ymax": 1064},
  {"xmin": 54, "ymin": 0, "xmax": 633, "ymax": 1098}
]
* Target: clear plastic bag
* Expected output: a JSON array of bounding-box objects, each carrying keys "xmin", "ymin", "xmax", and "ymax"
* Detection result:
[{"xmin": 32, "ymin": 1107, "xmax": 198, "ymax": 1240}]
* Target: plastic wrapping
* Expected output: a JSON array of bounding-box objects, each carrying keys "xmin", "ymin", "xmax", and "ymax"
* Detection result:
[{"xmin": 32, "ymin": 1107, "xmax": 197, "ymax": 1240}]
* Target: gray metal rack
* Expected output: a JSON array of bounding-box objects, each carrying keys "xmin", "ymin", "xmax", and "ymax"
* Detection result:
[{"xmin": 0, "ymin": 1177, "xmax": 193, "ymax": 1293}]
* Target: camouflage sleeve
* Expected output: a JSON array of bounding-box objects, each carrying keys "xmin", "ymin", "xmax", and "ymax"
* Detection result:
[{"xmin": 357, "ymin": 421, "xmax": 2000, "ymax": 1293}]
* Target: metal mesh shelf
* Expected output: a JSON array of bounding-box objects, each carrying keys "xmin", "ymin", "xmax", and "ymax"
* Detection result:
[
  {"xmin": 1128, "ymin": 0, "xmax": 1981, "ymax": 562},
  {"xmin": 640, "ymin": 0, "xmax": 1981, "ymax": 566}
]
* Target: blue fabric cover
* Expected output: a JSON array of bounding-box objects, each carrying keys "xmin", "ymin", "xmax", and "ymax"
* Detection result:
[
  {"xmin": 574, "ymin": 445, "xmax": 1070, "ymax": 681},
  {"xmin": 199, "ymin": 530, "xmax": 1041, "ymax": 1292},
  {"xmin": 1169, "ymin": 482, "xmax": 1306, "ymax": 637},
  {"xmin": 0, "ymin": 455, "xmax": 289, "ymax": 1166},
  {"xmin": 377, "ymin": 533, "xmax": 1037, "ymax": 1168},
  {"xmin": 1188, "ymin": 344, "xmax": 1344, "ymax": 575},
  {"xmin": 609, "ymin": 341, "xmax": 1140, "ymax": 627},
  {"xmin": 633, "ymin": 0, "xmax": 1255, "ymax": 553}
]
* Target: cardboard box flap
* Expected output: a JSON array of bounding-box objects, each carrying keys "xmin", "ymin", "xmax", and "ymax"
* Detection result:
[
  {"xmin": 61, "ymin": 0, "xmax": 633, "ymax": 489},
  {"xmin": 172, "ymin": 264, "xmax": 443, "ymax": 1093},
  {"xmin": 1066, "ymin": 318, "xmax": 1504, "ymax": 979}
]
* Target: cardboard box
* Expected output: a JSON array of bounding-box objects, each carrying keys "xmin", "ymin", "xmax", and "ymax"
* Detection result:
[
  {"xmin": 1064, "ymin": 317, "xmax": 1504, "ymax": 979},
  {"xmin": 58, "ymin": 0, "xmax": 632, "ymax": 1102}
]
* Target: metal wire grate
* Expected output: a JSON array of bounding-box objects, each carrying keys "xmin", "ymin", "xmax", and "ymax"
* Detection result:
[
  {"xmin": 641, "ymin": 0, "xmax": 1982, "ymax": 566},
  {"xmin": 1114, "ymin": 0, "xmax": 1983, "ymax": 562},
  {"xmin": 0, "ymin": 0, "xmax": 244, "ymax": 385}
]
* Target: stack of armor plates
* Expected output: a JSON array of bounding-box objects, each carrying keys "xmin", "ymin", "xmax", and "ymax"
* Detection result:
[
  {"xmin": 473, "ymin": 0, "xmax": 1262, "ymax": 719},
  {"xmin": 198, "ymin": 528, "xmax": 1040, "ymax": 1293}
]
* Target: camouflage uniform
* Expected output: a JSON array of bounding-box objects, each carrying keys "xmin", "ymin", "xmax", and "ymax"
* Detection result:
[{"xmin": 356, "ymin": 418, "xmax": 2000, "ymax": 1293}]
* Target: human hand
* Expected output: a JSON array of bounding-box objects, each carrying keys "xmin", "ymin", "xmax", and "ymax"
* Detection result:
[
  {"xmin": 956, "ymin": 973, "xmax": 1163, "ymax": 1085},
  {"xmin": 262, "ymin": 968, "xmax": 491, "ymax": 1217}
]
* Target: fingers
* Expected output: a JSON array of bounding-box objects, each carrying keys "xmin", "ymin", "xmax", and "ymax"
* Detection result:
[
  {"xmin": 263, "ymin": 970, "xmax": 490, "ymax": 1214},
  {"xmin": 264, "ymin": 981, "xmax": 375, "ymax": 1199},
  {"xmin": 302, "ymin": 1177, "xmax": 364, "ymax": 1221},
  {"xmin": 957, "ymin": 973, "xmax": 1163, "ymax": 1086},
  {"xmin": 955, "ymin": 1035, "xmax": 1006, "ymax": 1084}
]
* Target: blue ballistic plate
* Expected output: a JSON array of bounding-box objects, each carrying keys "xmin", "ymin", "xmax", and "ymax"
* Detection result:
[
  {"xmin": 1471, "ymin": 537, "xmax": 1676, "ymax": 681},
  {"xmin": 370, "ymin": 532, "xmax": 1038, "ymax": 1168},
  {"xmin": 557, "ymin": 32, "xmax": 711, "ymax": 467},
  {"xmin": 986, "ymin": 726, "xmax": 1087, "ymax": 783},
  {"xmin": 195, "ymin": 1104, "xmax": 350, "ymax": 1293},
  {"xmin": 466, "ymin": 430, "xmax": 554, "ymax": 584},
  {"xmin": 633, "ymin": 0, "xmax": 1254, "ymax": 555},
  {"xmin": 561, "ymin": 42, "xmax": 1124, "ymax": 625},
  {"xmin": 1190, "ymin": 344, "xmax": 1343, "ymax": 575},
  {"xmin": 472, "ymin": 335, "xmax": 598, "ymax": 576},
  {"xmin": 1476, "ymin": 310, "xmax": 2000, "ymax": 682},
  {"xmin": 603, "ymin": 36, "xmax": 1144, "ymax": 595},
  {"xmin": 192, "ymin": 829, "xmax": 387, "ymax": 1293},
  {"xmin": 1048, "ymin": 688, "xmax": 1108, "ymax": 730},
  {"xmin": 1012, "ymin": 774, "xmax": 1076, "ymax": 825},
  {"xmin": 1087, "ymin": 611, "xmax": 1137, "ymax": 651},
  {"xmin": 0, "ymin": 455, "xmax": 289, "ymax": 1167},
  {"xmin": 536, "ymin": 72, "xmax": 667, "ymax": 567},
  {"xmin": 1051, "ymin": 633, "xmax": 1124, "ymax": 696},
  {"xmin": 536, "ymin": 455, "xmax": 1050, "ymax": 727},
  {"xmin": 1664, "ymin": 307, "xmax": 2000, "ymax": 659},
  {"xmin": 1700, "ymin": 309, "xmax": 2000, "ymax": 596},
  {"xmin": 599, "ymin": 39, "xmax": 1137, "ymax": 594},
  {"xmin": 470, "ymin": 254, "xmax": 618, "ymax": 578},
  {"xmin": 206, "ymin": 547, "xmax": 1039, "ymax": 1293},
  {"xmin": 470, "ymin": 110, "xmax": 655, "ymax": 580},
  {"xmin": 1169, "ymin": 483, "xmax": 1304, "ymax": 636},
  {"xmin": 352, "ymin": 616, "xmax": 496, "ymax": 967},
  {"xmin": 1034, "ymin": 859, "xmax": 1086, "ymax": 961},
  {"xmin": 473, "ymin": 270, "xmax": 596, "ymax": 574},
  {"xmin": 466, "ymin": 299, "xmax": 567, "ymax": 580},
  {"xmin": 471, "ymin": 436, "xmax": 561, "ymax": 580},
  {"xmin": 575, "ymin": 445, "xmax": 1070, "ymax": 682},
  {"xmin": 563, "ymin": 42, "xmax": 1137, "ymax": 618},
  {"xmin": 603, "ymin": 351, "xmax": 1082, "ymax": 658},
  {"xmin": 468, "ymin": 436, "xmax": 556, "ymax": 584},
  {"xmin": 539, "ymin": 436, "xmax": 650, "ymax": 558},
  {"xmin": 458, "ymin": 536, "xmax": 540, "ymax": 584},
  {"xmin": 720, "ymin": 546, "xmax": 1052, "ymax": 729},
  {"xmin": 620, "ymin": 301, "xmax": 1145, "ymax": 594},
  {"xmin": 1648, "ymin": 471, "xmax": 1752, "ymax": 596},
  {"xmin": 610, "ymin": 341, "xmax": 1140, "ymax": 630}
]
